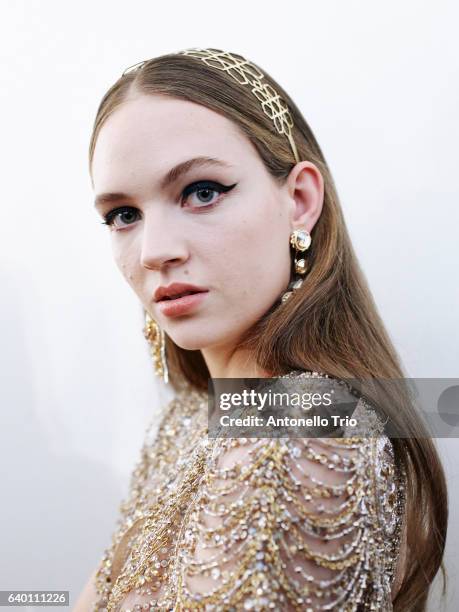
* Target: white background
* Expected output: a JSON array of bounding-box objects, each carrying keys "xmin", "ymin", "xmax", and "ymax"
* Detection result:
[{"xmin": 0, "ymin": 1, "xmax": 458, "ymax": 610}]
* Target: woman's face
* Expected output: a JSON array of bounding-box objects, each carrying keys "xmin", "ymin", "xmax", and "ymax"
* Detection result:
[{"xmin": 91, "ymin": 93, "xmax": 318, "ymax": 353}]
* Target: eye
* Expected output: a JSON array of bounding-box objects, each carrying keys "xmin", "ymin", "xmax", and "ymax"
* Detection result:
[
  {"xmin": 181, "ymin": 180, "xmax": 237, "ymax": 209},
  {"xmin": 100, "ymin": 180, "xmax": 237, "ymax": 229},
  {"xmin": 101, "ymin": 206, "xmax": 140, "ymax": 229}
]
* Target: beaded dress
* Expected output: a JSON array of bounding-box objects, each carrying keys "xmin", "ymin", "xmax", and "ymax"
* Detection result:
[{"xmin": 92, "ymin": 370, "xmax": 406, "ymax": 612}]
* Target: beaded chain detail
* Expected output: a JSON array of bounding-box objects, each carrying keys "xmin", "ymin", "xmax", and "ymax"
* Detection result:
[{"xmin": 92, "ymin": 371, "xmax": 405, "ymax": 611}]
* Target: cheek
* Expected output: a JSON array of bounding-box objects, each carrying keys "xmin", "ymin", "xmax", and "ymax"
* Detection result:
[
  {"xmin": 211, "ymin": 200, "xmax": 290, "ymax": 297},
  {"xmin": 112, "ymin": 238, "xmax": 139, "ymax": 285}
]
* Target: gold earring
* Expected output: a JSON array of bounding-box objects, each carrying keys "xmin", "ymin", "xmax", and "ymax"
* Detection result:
[
  {"xmin": 281, "ymin": 229, "xmax": 311, "ymax": 303},
  {"xmin": 143, "ymin": 311, "xmax": 169, "ymax": 384}
]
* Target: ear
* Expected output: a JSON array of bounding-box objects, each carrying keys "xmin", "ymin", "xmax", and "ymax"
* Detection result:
[{"xmin": 285, "ymin": 161, "xmax": 324, "ymax": 232}]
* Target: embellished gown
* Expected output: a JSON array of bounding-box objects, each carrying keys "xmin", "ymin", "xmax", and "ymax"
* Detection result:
[{"xmin": 92, "ymin": 370, "xmax": 406, "ymax": 611}]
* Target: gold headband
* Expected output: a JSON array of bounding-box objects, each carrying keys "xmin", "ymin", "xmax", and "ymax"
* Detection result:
[{"xmin": 122, "ymin": 48, "xmax": 300, "ymax": 164}]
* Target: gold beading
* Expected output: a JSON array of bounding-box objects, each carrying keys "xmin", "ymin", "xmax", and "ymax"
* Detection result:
[{"xmin": 92, "ymin": 370, "xmax": 405, "ymax": 611}]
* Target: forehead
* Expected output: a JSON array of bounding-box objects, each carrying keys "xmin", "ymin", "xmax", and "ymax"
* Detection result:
[{"xmin": 91, "ymin": 94, "xmax": 255, "ymax": 190}]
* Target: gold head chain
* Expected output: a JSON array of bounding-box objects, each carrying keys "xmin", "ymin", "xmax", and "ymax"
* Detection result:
[{"xmin": 122, "ymin": 47, "xmax": 301, "ymax": 164}]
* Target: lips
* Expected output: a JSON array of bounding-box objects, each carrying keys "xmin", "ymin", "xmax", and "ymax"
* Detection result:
[
  {"xmin": 154, "ymin": 282, "xmax": 209, "ymax": 303},
  {"xmin": 160, "ymin": 290, "xmax": 199, "ymax": 301},
  {"xmin": 156, "ymin": 290, "xmax": 209, "ymax": 317}
]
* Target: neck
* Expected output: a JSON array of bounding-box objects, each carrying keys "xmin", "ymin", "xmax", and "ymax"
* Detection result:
[{"xmin": 201, "ymin": 344, "xmax": 273, "ymax": 379}]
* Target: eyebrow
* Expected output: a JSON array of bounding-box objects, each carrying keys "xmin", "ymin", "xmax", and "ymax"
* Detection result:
[{"xmin": 94, "ymin": 156, "xmax": 233, "ymax": 208}]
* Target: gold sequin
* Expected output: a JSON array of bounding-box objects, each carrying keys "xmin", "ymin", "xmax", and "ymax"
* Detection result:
[{"xmin": 92, "ymin": 371, "xmax": 405, "ymax": 611}]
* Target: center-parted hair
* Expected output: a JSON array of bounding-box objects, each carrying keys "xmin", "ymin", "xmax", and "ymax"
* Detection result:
[{"xmin": 88, "ymin": 49, "xmax": 448, "ymax": 611}]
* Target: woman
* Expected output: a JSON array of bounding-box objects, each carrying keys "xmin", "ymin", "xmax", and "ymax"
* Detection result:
[{"xmin": 76, "ymin": 48, "xmax": 447, "ymax": 611}]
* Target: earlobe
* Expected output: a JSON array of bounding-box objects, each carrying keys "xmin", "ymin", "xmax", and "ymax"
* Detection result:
[{"xmin": 288, "ymin": 161, "xmax": 324, "ymax": 232}]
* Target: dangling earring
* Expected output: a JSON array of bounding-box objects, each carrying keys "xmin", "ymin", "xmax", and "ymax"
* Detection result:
[
  {"xmin": 143, "ymin": 311, "xmax": 169, "ymax": 384},
  {"xmin": 281, "ymin": 228, "xmax": 312, "ymax": 303}
]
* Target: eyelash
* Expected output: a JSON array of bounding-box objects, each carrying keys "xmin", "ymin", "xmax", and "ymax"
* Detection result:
[{"xmin": 101, "ymin": 180, "xmax": 237, "ymax": 229}]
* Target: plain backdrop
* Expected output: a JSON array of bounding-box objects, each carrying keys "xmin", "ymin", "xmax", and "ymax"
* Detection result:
[{"xmin": 0, "ymin": 1, "xmax": 458, "ymax": 610}]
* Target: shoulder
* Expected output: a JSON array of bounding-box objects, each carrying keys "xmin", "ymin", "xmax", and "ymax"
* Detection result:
[
  {"xmin": 178, "ymin": 431, "xmax": 404, "ymax": 609},
  {"xmin": 278, "ymin": 370, "xmax": 406, "ymax": 587}
]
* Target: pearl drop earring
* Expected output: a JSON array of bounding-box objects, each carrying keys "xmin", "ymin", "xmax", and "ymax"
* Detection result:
[{"xmin": 281, "ymin": 228, "xmax": 311, "ymax": 303}]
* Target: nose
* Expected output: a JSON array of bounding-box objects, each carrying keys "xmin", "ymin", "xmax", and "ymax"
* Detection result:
[{"xmin": 139, "ymin": 209, "xmax": 189, "ymax": 271}]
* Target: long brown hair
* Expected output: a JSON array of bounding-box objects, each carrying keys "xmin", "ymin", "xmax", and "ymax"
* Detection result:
[{"xmin": 88, "ymin": 50, "xmax": 447, "ymax": 610}]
